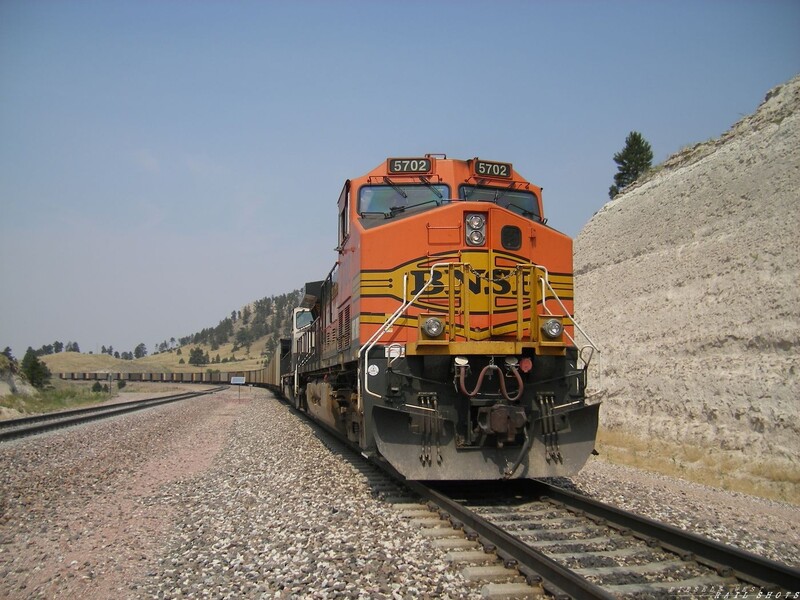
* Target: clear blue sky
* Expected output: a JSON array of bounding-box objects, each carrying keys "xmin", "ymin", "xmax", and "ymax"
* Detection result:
[{"xmin": 1, "ymin": 0, "xmax": 798, "ymax": 357}]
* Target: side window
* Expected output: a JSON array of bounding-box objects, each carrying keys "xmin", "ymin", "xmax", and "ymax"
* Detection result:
[
  {"xmin": 338, "ymin": 182, "xmax": 350, "ymax": 247},
  {"xmin": 294, "ymin": 309, "xmax": 313, "ymax": 330}
]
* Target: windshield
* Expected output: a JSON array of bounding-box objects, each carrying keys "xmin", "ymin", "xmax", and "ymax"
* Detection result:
[
  {"xmin": 459, "ymin": 185, "xmax": 541, "ymax": 221},
  {"xmin": 295, "ymin": 309, "xmax": 313, "ymax": 330},
  {"xmin": 359, "ymin": 182, "xmax": 450, "ymax": 219}
]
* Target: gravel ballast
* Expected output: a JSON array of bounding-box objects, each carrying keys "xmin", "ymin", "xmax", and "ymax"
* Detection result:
[
  {"xmin": 1, "ymin": 387, "xmax": 798, "ymax": 599},
  {"xmin": 134, "ymin": 389, "xmax": 482, "ymax": 600},
  {"xmin": 0, "ymin": 388, "xmax": 485, "ymax": 599}
]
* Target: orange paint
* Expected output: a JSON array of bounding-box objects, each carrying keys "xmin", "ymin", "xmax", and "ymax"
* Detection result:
[{"xmin": 332, "ymin": 155, "xmax": 576, "ymax": 353}]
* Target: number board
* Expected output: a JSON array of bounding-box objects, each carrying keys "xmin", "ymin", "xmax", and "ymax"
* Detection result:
[
  {"xmin": 474, "ymin": 159, "xmax": 513, "ymax": 179},
  {"xmin": 387, "ymin": 157, "xmax": 433, "ymax": 174}
]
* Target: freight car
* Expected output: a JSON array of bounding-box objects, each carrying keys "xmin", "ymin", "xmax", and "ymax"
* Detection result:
[{"xmin": 265, "ymin": 154, "xmax": 599, "ymax": 481}]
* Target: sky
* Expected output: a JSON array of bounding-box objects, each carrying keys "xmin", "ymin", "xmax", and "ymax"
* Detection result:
[{"xmin": 1, "ymin": 0, "xmax": 798, "ymax": 357}]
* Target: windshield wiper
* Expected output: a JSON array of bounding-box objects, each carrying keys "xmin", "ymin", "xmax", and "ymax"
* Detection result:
[
  {"xmin": 493, "ymin": 181, "xmax": 516, "ymax": 202},
  {"xmin": 419, "ymin": 176, "xmax": 443, "ymax": 199},
  {"xmin": 359, "ymin": 210, "xmax": 392, "ymax": 219},
  {"xmin": 389, "ymin": 198, "xmax": 440, "ymax": 216},
  {"xmin": 382, "ymin": 176, "xmax": 407, "ymax": 199},
  {"xmin": 506, "ymin": 202, "xmax": 537, "ymax": 218}
]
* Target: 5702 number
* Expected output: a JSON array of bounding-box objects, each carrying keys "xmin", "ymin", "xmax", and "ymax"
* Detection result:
[
  {"xmin": 475, "ymin": 160, "xmax": 512, "ymax": 178},
  {"xmin": 388, "ymin": 158, "xmax": 432, "ymax": 174}
]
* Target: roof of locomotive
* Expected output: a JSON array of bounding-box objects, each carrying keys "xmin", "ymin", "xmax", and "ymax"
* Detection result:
[
  {"xmin": 300, "ymin": 281, "xmax": 324, "ymax": 308},
  {"xmin": 358, "ymin": 155, "xmax": 539, "ymax": 192}
]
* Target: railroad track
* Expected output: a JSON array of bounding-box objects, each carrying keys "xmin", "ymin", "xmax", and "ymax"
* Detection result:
[
  {"xmin": 0, "ymin": 387, "xmax": 225, "ymax": 442},
  {"xmin": 289, "ymin": 398, "xmax": 800, "ymax": 599},
  {"xmin": 409, "ymin": 478, "xmax": 800, "ymax": 598}
]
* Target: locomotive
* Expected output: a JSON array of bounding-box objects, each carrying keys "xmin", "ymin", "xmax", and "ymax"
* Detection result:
[{"xmin": 266, "ymin": 154, "xmax": 599, "ymax": 480}]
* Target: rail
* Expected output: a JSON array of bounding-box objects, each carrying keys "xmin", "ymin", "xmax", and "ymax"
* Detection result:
[
  {"xmin": 360, "ymin": 263, "xmax": 440, "ymax": 401},
  {"xmin": 275, "ymin": 386, "xmax": 799, "ymax": 597},
  {"xmin": 410, "ymin": 478, "xmax": 800, "ymax": 598},
  {"xmin": 406, "ymin": 479, "xmax": 616, "ymax": 599},
  {"xmin": 0, "ymin": 388, "xmax": 223, "ymax": 442},
  {"xmin": 539, "ymin": 482, "xmax": 800, "ymax": 593}
]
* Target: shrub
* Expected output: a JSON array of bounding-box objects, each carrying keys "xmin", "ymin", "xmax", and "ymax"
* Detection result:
[{"xmin": 21, "ymin": 348, "xmax": 51, "ymax": 388}]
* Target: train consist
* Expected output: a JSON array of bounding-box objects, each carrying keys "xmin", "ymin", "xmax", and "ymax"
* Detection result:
[
  {"xmin": 263, "ymin": 154, "xmax": 599, "ymax": 480},
  {"xmin": 60, "ymin": 371, "xmax": 247, "ymax": 384},
  {"xmin": 63, "ymin": 154, "xmax": 599, "ymax": 481}
]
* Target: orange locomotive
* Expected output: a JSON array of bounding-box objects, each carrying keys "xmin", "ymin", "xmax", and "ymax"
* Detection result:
[{"xmin": 282, "ymin": 154, "xmax": 599, "ymax": 480}]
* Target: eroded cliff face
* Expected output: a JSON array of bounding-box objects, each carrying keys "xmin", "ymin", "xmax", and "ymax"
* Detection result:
[{"xmin": 574, "ymin": 76, "xmax": 800, "ymax": 463}]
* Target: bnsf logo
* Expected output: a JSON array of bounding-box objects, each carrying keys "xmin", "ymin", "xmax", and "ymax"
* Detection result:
[
  {"xmin": 409, "ymin": 268, "xmax": 533, "ymax": 298},
  {"xmin": 360, "ymin": 252, "xmax": 572, "ymax": 314}
]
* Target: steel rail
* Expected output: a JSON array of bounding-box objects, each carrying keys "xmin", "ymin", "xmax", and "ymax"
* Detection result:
[
  {"xmin": 402, "ymin": 478, "xmax": 615, "ymax": 600},
  {"xmin": 535, "ymin": 480, "xmax": 800, "ymax": 593},
  {"xmin": 0, "ymin": 391, "xmax": 206, "ymax": 428},
  {"xmin": 274, "ymin": 392, "xmax": 800, "ymax": 597},
  {"xmin": 281, "ymin": 401, "xmax": 578, "ymax": 596},
  {"xmin": 0, "ymin": 387, "xmax": 224, "ymax": 442}
]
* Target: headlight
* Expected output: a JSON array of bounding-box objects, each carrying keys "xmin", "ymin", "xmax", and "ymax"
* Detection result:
[
  {"xmin": 465, "ymin": 212, "xmax": 486, "ymax": 246},
  {"xmin": 541, "ymin": 318, "xmax": 563, "ymax": 339},
  {"xmin": 466, "ymin": 214, "xmax": 485, "ymax": 230},
  {"xmin": 467, "ymin": 230, "xmax": 485, "ymax": 245},
  {"xmin": 423, "ymin": 317, "xmax": 444, "ymax": 337}
]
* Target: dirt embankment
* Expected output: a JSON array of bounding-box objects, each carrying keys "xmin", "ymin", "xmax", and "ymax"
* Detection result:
[{"xmin": 574, "ymin": 76, "xmax": 800, "ymax": 482}]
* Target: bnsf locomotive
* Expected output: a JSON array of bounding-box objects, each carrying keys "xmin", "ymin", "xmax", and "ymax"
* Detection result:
[{"xmin": 265, "ymin": 154, "xmax": 599, "ymax": 480}]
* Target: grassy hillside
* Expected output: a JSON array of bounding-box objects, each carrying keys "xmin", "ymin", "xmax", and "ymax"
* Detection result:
[
  {"xmin": 44, "ymin": 338, "xmax": 270, "ymax": 374},
  {"xmin": 41, "ymin": 289, "xmax": 299, "ymax": 376}
]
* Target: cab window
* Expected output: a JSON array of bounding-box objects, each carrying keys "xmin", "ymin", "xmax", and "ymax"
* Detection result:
[
  {"xmin": 338, "ymin": 182, "xmax": 350, "ymax": 246},
  {"xmin": 295, "ymin": 309, "xmax": 313, "ymax": 330},
  {"xmin": 358, "ymin": 184, "xmax": 450, "ymax": 220},
  {"xmin": 459, "ymin": 185, "xmax": 541, "ymax": 221}
]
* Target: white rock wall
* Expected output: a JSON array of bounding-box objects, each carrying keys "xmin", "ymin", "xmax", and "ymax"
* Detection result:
[{"xmin": 574, "ymin": 76, "xmax": 800, "ymax": 462}]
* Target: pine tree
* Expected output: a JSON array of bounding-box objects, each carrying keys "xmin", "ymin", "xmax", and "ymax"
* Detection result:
[
  {"xmin": 188, "ymin": 347, "xmax": 208, "ymax": 366},
  {"xmin": 21, "ymin": 347, "xmax": 51, "ymax": 388},
  {"xmin": 609, "ymin": 131, "xmax": 653, "ymax": 198}
]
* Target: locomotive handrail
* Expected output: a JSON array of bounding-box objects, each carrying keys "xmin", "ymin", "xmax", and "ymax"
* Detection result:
[
  {"xmin": 359, "ymin": 273, "xmax": 408, "ymax": 401},
  {"xmin": 358, "ymin": 260, "xmax": 599, "ymax": 404},
  {"xmin": 359, "ymin": 261, "xmax": 457, "ymax": 403},
  {"xmin": 538, "ymin": 273, "xmax": 600, "ymax": 360}
]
